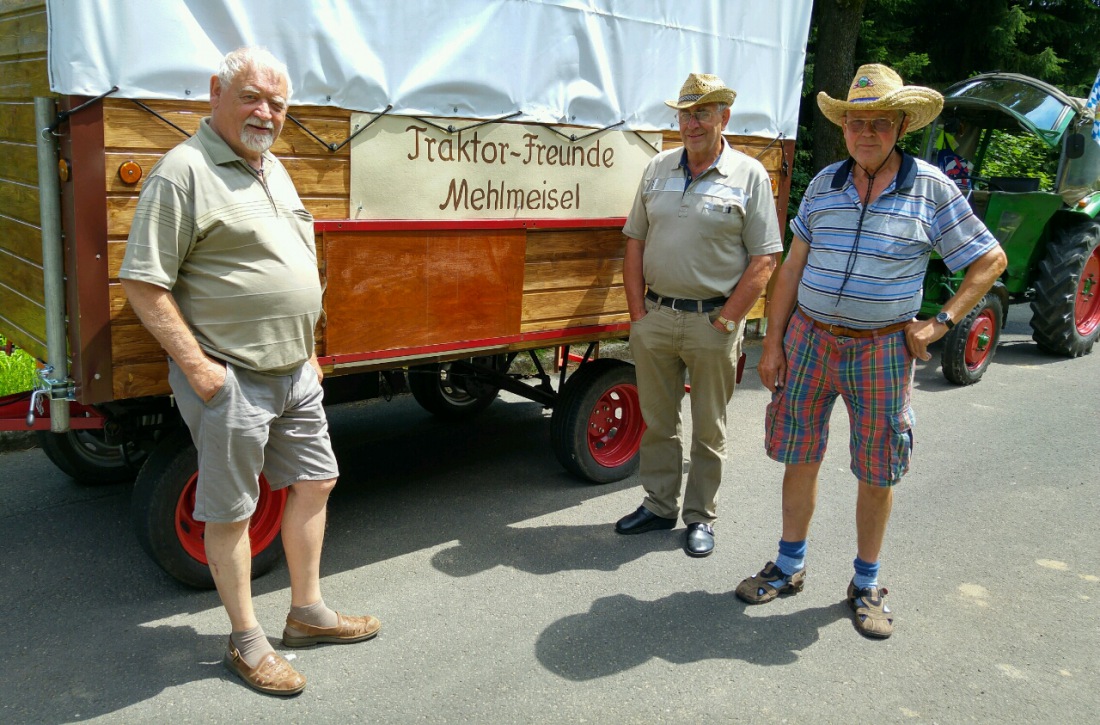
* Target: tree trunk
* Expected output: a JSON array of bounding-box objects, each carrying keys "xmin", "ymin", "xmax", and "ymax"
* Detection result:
[{"xmin": 812, "ymin": 0, "xmax": 867, "ymax": 173}]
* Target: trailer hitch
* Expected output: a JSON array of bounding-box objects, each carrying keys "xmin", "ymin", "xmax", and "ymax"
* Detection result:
[{"xmin": 24, "ymin": 365, "xmax": 75, "ymax": 427}]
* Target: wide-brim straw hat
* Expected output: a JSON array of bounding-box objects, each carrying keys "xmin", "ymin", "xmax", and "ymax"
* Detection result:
[
  {"xmin": 817, "ymin": 63, "xmax": 943, "ymax": 132},
  {"xmin": 665, "ymin": 73, "xmax": 737, "ymax": 110}
]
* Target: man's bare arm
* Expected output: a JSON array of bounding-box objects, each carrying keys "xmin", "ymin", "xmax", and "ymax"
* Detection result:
[{"xmin": 120, "ymin": 279, "xmax": 226, "ymax": 401}]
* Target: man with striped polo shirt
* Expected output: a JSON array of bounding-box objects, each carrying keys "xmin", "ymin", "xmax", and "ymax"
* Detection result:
[
  {"xmin": 121, "ymin": 47, "xmax": 379, "ymax": 695},
  {"xmin": 735, "ymin": 64, "xmax": 1006, "ymax": 638}
]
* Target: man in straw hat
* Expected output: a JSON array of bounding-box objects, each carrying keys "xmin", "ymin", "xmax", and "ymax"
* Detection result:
[
  {"xmin": 615, "ymin": 73, "xmax": 783, "ymax": 557},
  {"xmin": 734, "ymin": 64, "xmax": 1006, "ymax": 638}
]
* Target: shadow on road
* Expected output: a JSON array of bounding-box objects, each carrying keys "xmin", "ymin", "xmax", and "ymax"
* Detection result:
[{"xmin": 536, "ymin": 592, "xmax": 849, "ymax": 680}]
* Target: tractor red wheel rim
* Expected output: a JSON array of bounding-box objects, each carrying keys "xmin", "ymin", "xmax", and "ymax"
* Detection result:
[
  {"xmin": 965, "ymin": 310, "xmax": 996, "ymax": 370},
  {"xmin": 1075, "ymin": 246, "xmax": 1100, "ymax": 336},
  {"xmin": 175, "ymin": 473, "xmax": 287, "ymax": 564},
  {"xmin": 585, "ymin": 383, "xmax": 645, "ymax": 468}
]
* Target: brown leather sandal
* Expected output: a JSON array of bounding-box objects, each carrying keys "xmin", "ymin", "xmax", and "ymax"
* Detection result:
[
  {"xmin": 735, "ymin": 561, "xmax": 807, "ymax": 604},
  {"xmin": 847, "ymin": 581, "xmax": 894, "ymax": 638}
]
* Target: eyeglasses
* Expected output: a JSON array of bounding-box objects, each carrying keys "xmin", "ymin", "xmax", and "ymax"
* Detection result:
[
  {"xmin": 677, "ymin": 109, "xmax": 718, "ymax": 125},
  {"xmin": 844, "ymin": 117, "xmax": 898, "ymax": 134}
]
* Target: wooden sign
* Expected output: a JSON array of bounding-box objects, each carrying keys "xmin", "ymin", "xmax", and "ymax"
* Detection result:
[{"xmin": 349, "ymin": 115, "xmax": 661, "ymax": 219}]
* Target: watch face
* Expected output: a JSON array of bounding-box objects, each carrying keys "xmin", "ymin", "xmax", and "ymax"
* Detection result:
[{"xmin": 725, "ymin": 320, "xmax": 736, "ymax": 332}]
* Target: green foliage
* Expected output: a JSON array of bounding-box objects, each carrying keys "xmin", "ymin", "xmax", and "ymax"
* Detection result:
[
  {"xmin": 0, "ymin": 337, "xmax": 38, "ymax": 396},
  {"xmin": 980, "ymin": 131, "xmax": 1059, "ymax": 189}
]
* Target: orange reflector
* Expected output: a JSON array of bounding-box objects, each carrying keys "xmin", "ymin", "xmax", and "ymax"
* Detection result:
[
  {"xmin": 119, "ymin": 161, "xmax": 142, "ymax": 185},
  {"xmin": 57, "ymin": 158, "xmax": 71, "ymax": 182}
]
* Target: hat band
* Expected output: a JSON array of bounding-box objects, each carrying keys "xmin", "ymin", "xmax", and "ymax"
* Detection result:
[
  {"xmin": 851, "ymin": 96, "xmax": 881, "ymax": 103},
  {"xmin": 678, "ymin": 93, "xmax": 704, "ymax": 103}
]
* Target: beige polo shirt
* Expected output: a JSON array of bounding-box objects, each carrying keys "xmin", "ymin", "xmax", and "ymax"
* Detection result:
[
  {"xmin": 120, "ymin": 119, "xmax": 321, "ymax": 375},
  {"xmin": 623, "ymin": 140, "xmax": 782, "ymax": 300}
]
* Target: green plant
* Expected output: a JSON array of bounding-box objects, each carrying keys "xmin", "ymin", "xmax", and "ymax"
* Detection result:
[{"xmin": 0, "ymin": 337, "xmax": 38, "ymax": 396}]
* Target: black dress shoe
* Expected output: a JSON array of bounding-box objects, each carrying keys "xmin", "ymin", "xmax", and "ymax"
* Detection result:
[
  {"xmin": 615, "ymin": 506, "xmax": 677, "ymax": 535},
  {"xmin": 684, "ymin": 522, "xmax": 715, "ymax": 557}
]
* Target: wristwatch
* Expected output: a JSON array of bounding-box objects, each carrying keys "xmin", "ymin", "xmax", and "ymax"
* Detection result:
[
  {"xmin": 934, "ymin": 310, "xmax": 955, "ymax": 329},
  {"xmin": 716, "ymin": 315, "xmax": 737, "ymax": 333}
]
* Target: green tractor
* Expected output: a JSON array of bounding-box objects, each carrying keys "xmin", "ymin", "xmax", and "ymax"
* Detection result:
[{"xmin": 919, "ymin": 72, "xmax": 1100, "ymax": 384}]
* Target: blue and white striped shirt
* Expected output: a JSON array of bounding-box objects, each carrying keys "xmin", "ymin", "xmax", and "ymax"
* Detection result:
[{"xmin": 791, "ymin": 153, "xmax": 998, "ymax": 329}]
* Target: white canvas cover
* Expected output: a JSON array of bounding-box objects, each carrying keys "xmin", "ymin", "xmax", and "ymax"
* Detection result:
[{"xmin": 46, "ymin": 0, "xmax": 810, "ymax": 139}]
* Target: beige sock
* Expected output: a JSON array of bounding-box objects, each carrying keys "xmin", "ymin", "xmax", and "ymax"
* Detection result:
[
  {"xmin": 230, "ymin": 625, "xmax": 275, "ymax": 668},
  {"xmin": 288, "ymin": 599, "xmax": 339, "ymax": 631}
]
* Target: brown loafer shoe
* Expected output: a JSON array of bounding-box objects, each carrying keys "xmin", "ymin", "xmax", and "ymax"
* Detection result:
[
  {"xmin": 223, "ymin": 639, "xmax": 306, "ymax": 696},
  {"xmin": 282, "ymin": 611, "xmax": 382, "ymax": 648}
]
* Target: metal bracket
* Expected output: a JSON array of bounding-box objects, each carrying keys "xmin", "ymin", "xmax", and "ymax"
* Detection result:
[{"xmin": 24, "ymin": 365, "xmax": 75, "ymax": 427}]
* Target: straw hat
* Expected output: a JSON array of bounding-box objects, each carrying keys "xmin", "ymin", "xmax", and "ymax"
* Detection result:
[
  {"xmin": 817, "ymin": 64, "xmax": 943, "ymax": 132},
  {"xmin": 665, "ymin": 73, "xmax": 737, "ymax": 110}
]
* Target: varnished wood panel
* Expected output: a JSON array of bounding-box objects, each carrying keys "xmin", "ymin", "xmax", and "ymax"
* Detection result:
[
  {"xmin": 524, "ymin": 228, "xmax": 626, "ymax": 263},
  {"xmin": 0, "ymin": 101, "xmax": 33, "ymax": 143},
  {"xmin": 0, "ymin": 213, "xmax": 40, "ymax": 262},
  {"xmin": 324, "ymin": 229, "xmax": 526, "ymax": 354},
  {"xmin": 522, "ymin": 287, "xmax": 628, "ymax": 323},
  {"xmin": 0, "ymin": 57, "xmax": 47, "ymax": 100},
  {"xmin": 521, "ymin": 312, "xmax": 629, "ymax": 334},
  {"xmin": 523, "ymin": 258, "xmax": 623, "ymax": 291},
  {"xmin": 0, "ymin": 278, "xmax": 45, "ymax": 354},
  {"xmin": 0, "ymin": 140, "xmax": 36, "ymax": 185},
  {"xmin": 112, "ymin": 360, "xmax": 170, "ymax": 400},
  {"xmin": 110, "ymin": 321, "xmax": 169, "ymax": 363},
  {"xmin": 0, "ymin": 8, "xmax": 45, "ymax": 58},
  {"xmin": 0, "ymin": 176, "xmax": 37, "ymax": 225}
]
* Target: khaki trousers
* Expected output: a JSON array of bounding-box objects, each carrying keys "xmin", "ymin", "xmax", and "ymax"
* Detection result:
[{"xmin": 629, "ymin": 297, "xmax": 743, "ymax": 525}]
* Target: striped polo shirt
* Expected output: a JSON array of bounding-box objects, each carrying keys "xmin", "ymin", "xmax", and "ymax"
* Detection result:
[
  {"xmin": 120, "ymin": 119, "xmax": 321, "ymax": 375},
  {"xmin": 792, "ymin": 153, "xmax": 998, "ymax": 329}
]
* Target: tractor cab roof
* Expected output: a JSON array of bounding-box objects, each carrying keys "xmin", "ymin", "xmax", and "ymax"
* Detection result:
[{"xmin": 940, "ymin": 72, "xmax": 1088, "ymax": 147}]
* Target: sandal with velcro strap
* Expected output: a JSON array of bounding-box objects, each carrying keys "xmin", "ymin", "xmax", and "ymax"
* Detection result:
[
  {"xmin": 735, "ymin": 561, "xmax": 806, "ymax": 604},
  {"xmin": 847, "ymin": 580, "xmax": 894, "ymax": 639}
]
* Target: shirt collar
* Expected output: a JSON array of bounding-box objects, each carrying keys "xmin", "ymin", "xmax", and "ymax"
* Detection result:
[
  {"xmin": 678, "ymin": 138, "xmax": 729, "ymax": 179},
  {"xmin": 196, "ymin": 117, "xmax": 274, "ymax": 169},
  {"xmin": 830, "ymin": 150, "xmax": 916, "ymax": 191}
]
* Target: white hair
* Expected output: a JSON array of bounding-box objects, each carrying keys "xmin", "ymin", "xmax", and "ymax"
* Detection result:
[{"xmin": 217, "ymin": 47, "xmax": 293, "ymax": 100}]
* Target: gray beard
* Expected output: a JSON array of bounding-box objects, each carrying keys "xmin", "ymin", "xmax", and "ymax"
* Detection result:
[{"xmin": 240, "ymin": 127, "xmax": 274, "ymax": 154}]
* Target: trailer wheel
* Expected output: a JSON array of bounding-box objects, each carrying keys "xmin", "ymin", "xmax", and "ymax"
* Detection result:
[
  {"xmin": 1030, "ymin": 220, "xmax": 1100, "ymax": 357},
  {"xmin": 551, "ymin": 359, "xmax": 643, "ymax": 483},
  {"xmin": 131, "ymin": 429, "xmax": 286, "ymax": 589},
  {"xmin": 941, "ymin": 292, "xmax": 1002, "ymax": 385},
  {"xmin": 36, "ymin": 429, "xmax": 145, "ymax": 484},
  {"xmin": 408, "ymin": 357, "xmax": 501, "ymax": 419}
]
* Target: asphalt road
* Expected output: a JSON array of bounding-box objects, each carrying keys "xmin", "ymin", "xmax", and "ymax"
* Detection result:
[{"xmin": 1, "ymin": 304, "xmax": 1097, "ymax": 723}]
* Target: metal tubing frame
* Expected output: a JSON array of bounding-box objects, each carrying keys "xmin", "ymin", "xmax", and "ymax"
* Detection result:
[{"xmin": 35, "ymin": 98, "xmax": 71, "ymax": 432}]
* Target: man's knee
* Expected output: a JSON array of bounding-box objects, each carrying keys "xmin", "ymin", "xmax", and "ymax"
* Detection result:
[{"xmin": 289, "ymin": 477, "xmax": 337, "ymax": 499}]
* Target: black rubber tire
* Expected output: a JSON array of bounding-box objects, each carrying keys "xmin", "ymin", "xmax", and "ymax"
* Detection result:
[
  {"xmin": 407, "ymin": 358, "xmax": 501, "ymax": 419},
  {"xmin": 1030, "ymin": 220, "xmax": 1100, "ymax": 357},
  {"xmin": 550, "ymin": 359, "xmax": 642, "ymax": 484},
  {"xmin": 36, "ymin": 429, "xmax": 145, "ymax": 485},
  {"xmin": 131, "ymin": 428, "xmax": 284, "ymax": 589},
  {"xmin": 941, "ymin": 292, "xmax": 1003, "ymax": 385}
]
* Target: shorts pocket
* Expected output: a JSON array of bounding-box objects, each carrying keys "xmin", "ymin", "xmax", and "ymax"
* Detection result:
[
  {"xmin": 888, "ymin": 407, "xmax": 916, "ymax": 482},
  {"xmin": 203, "ymin": 363, "xmax": 234, "ymax": 407}
]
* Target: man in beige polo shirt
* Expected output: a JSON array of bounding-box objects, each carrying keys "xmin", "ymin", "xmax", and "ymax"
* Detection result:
[
  {"xmin": 615, "ymin": 73, "xmax": 782, "ymax": 557},
  {"xmin": 120, "ymin": 47, "xmax": 378, "ymax": 696}
]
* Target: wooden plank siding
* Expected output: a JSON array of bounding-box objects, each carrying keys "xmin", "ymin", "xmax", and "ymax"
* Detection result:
[{"xmin": 0, "ymin": 0, "xmax": 46, "ymax": 359}]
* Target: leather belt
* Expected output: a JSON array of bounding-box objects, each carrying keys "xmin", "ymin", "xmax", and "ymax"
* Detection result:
[
  {"xmin": 646, "ymin": 289, "xmax": 727, "ymax": 313},
  {"xmin": 802, "ymin": 309, "xmax": 910, "ymax": 338}
]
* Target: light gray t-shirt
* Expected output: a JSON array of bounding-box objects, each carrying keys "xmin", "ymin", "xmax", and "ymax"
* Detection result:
[
  {"xmin": 623, "ymin": 140, "xmax": 783, "ymax": 300},
  {"xmin": 120, "ymin": 119, "xmax": 321, "ymax": 375}
]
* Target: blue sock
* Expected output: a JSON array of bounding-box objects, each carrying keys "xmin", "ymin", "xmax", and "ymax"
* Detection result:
[
  {"xmin": 853, "ymin": 556, "xmax": 880, "ymax": 590},
  {"xmin": 775, "ymin": 539, "xmax": 807, "ymax": 576}
]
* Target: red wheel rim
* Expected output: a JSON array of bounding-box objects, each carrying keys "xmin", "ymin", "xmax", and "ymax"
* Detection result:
[
  {"xmin": 1074, "ymin": 245, "xmax": 1100, "ymax": 336},
  {"xmin": 175, "ymin": 473, "xmax": 287, "ymax": 564},
  {"xmin": 964, "ymin": 309, "xmax": 997, "ymax": 370},
  {"xmin": 585, "ymin": 383, "xmax": 645, "ymax": 468}
]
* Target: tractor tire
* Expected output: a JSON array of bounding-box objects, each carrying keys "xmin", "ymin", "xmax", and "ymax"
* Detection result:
[
  {"xmin": 1029, "ymin": 220, "xmax": 1100, "ymax": 357},
  {"xmin": 408, "ymin": 358, "xmax": 501, "ymax": 419},
  {"xmin": 550, "ymin": 359, "xmax": 644, "ymax": 483},
  {"xmin": 941, "ymin": 292, "xmax": 1002, "ymax": 385},
  {"xmin": 131, "ymin": 428, "xmax": 286, "ymax": 589}
]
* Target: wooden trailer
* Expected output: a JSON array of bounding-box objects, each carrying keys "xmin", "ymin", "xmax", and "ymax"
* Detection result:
[{"xmin": 0, "ymin": 0, "xmax": 809, "ymax": 586}]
